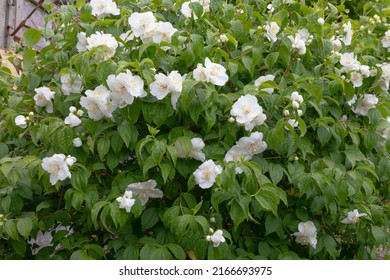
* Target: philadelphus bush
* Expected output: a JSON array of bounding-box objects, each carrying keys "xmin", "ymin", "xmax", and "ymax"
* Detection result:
[{"xmin": 0, "ymin": 0, "xmax": 389, "ymax": 260}]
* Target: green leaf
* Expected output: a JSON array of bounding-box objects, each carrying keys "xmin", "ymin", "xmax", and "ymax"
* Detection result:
[
  {"xmin": 16, "ymin": 218, "xmax": 33, "ymax": 239},
  {"xmin": 151, "ymin": 140, "xmax": 166, "ymax": 163},
  {"xmin": 23, "ymin": 28, "xmax": 42, "ymax": 48},
  {"xmin": 23, "ymin": 49, "xmax": 36, "ymax": 70},
  {"xmin": 344, "ymin": 145, "xmax": 367, "ymax": 168},
  {"xmin": 91, "ymin": 201, "xmax": 109, "ymax": 229},
  {"xmin": 167, "ymin": 243, "xmax": 186, "ymax": 260},
  {"xmin": 254, "ymin": 186, "xmax": 279, "ymax": 216},
  {"xmin": 265, "ymin": 52, "xmax": 279, "ymax": 69},
  {"xmin": 268, "ymin": 163, "xmax": 284, "ymax": 185},
  {"xmin": 372, "ymin": 226, "xmax": 386, "ymax": 243},
  {"xmin": 70, "ymin": 249, "xmax": 95, "ymax": 260},
  {"xmin": 5, "ymin": 220, "xmax": 18, "ymax": 240},
  {"xmin": 97, "ymin": 138, "xmax": 111, "ymax": 160},
  {"xmin": 118, "ymin": 124, "xmax": 138, "ymax": 149},
  {"xmin": 278, "ymin": 251, "xmax": 300, "ymax": 260},
  {"xmin": 141, "ymin": 208, "xmax": 160, "ymax": 232}
]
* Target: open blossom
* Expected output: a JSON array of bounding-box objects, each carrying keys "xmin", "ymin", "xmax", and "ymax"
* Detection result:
[
  {"xmin": 60, "ymin": 73, "xmax": 82, "ymax": 95},
  {"xmin": 341, "ymin": 209, "xmax": 368, "ymax": 224},
  {"xmin": 152, "ymin": 22, "xmax": 178, "ymax": 44},
  {"xmin": 339, "ymin": 52, "xmax": 360, "ymax": 73},
  {"xmin": 181, "ymin": 0, "xmax": 210, "ymax": 19},
  {"xmin": 206, "ymin": 229, "xmax": 225, "ymax": 247},
  {"xmin": 350, "ymin": 71, "xmax": 363, "ymax": 88},
  {"xmin": 34, "ymin": 86, "xmax": 55, "ymax": 113},
  {"xmin": 293, "ymin": 221, "xmax": 317, "ymax": 249},
  {"xmin": 382, "ymin": 30, "xmax": 390, "ymax": 51},
  {"xmin": 265, "ymin": 22, "xmax": 280, "ymax": 42},
  {"xmin": 41, "ymin": 154, "xmax": 73, "ymax": 185},
  {"xmin": 107, "ymin": 70, "xmax": 146, "ymax": 108},
  {"xmin": 225, "ymin": 132, "xmax": 267, "ymax": 173},
  {"xmin": 193, "ymin": 160, "xmax": 222, "ymax": 189},
  {"xmin": 342, "ymin": 21, "xmax": 353, "ymax": 46},
  {"xmin": 64, "ymin": 113, "xmax": 81, "ymax": 127},
  {"xmin": 90, "ymin": 0, "xmax": 120, "ymax": 18},
  {"xmin": 193, "ymin": 58, "xmax": 228, "ymax": 86},
  {"xmin": 28, "ymin": 225, "xmax": 73, "ymax": 255},
  {"xmin": 330, "ymin": 36, "xmax": 342, "ymax": 52},
  {"xmin": 175, "ymin": 137, "xmax": 206, "ymax": 161},
  {"xmin": 230, "ymin": 95, "xmax": 266, "ymax": 131},
  {"xmin": 76, "ymin": 32, "xmax": 88, "ymax": 52},
  {"xmin": 116, "ymin": 191, "xmax": 135, "ymax": 213},
  {"xmin": 351, "ymin": 94, "xmax": 378, "ymax": 116},
  {"xmin": 150, "ymin": 73, "xmax": 171, "ymax": 100},
  {"xmin": 80, "ymin": 85, "xmax": 116, "ymax": 120},
  {"xmin": 86, "ymin": 32, "xmax": 118, "ymax": 61},
  {"xmin": 128, "ymin": 12, "xmax": 157, "ymax": 38},
  {"xmin": 126, "ymin": 180, "xmax": 163, "ymax": 206},
  {"xmin": 378, "ymin": 63, "xmax": 390, "ymax": 91},
  {"xmin": 254, "ymin": 74, "xmax": 275, "ymax": 93},
  {"xmin": 15, "ymin": 115, "xmax": 27, "ymax": 128},
  {"xmin": 288, "ymin": 33, "xmax": 306, "ymax": 55}
]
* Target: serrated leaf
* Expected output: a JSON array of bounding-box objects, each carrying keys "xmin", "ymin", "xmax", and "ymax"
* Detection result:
[
  {"xmin": 16, "ymin": 218, "xmax": 32, "ymax": 239},
  {"xmin": 23, "ymin": 29, "xmax": 41, "ymax": 48},
  {"xmin": 97, "ymin": 138, "xmax": 111, "ymax": 160},
  {"xmin": 5, "ymin": 220, "xmax": 18, "ymax": 240}
]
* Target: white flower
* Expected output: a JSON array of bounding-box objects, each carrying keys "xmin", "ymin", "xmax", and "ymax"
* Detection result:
[
  {"xmin": 219, "ymin": 34, "xmax": 228, "ymax": 42},
  {"xmin": 254, "ymin": 74, "xmax": 275, "ymax": 93},
  {"xmin": 204, "ymin": 58, "xmax": 229, "ymax": 86},
  {"xmin": 34, "ymin": 86, "xmax": 55, "ymax": 113},
  {"xmin": 107, "ymin": 71, "xmax": 135, "ymax": 108},
  {"xmin": 126, "ymin": 180, "xmax": 163, "ymax": 206},
  {"xmin": 382, "ymin": 30, "xmax": 390, "ymax": 51},
  {"xmin": 168, "ymin": 71, "xmax": 186, "ymax": 109},
  {"xmin": 350, "ymin": 71, "xmax": 363, "ymax": 88},
  {"xmin": 86, "ymin": 32, "xmax": 118, "ymax": 61},
  {"xmin": 288, "ymin": 33, "xmax": 306, "ymax": 55},
  {"xmin": 60, "ymin": 73, "xmax": 82, "ymax": 95},
  {"xmin": 318, "ymin": 18, "xmax": 325, "ymax": 25},
  {"xmin": 150, "ymin": 73, "xmax": 171, "ymax": 100},
  {"xmin": 65, "ymin": 156, "xmax": 77, "ymax": 167},
  {"xmin": 352, "ymin": 94, "xmax": 378, "ymax": 116},
  {"xmin": 291, "ymin": 91, "xmax": 304, "ymax": 105},
  {"xmin": 90, "ymin": 0, "xmax": 120, "ymax": 18},
  {"xmin": 80, "ymin": 85, "xmax": 116, "ymax": 120},
  {"xmin": 193, "ymin": 160, "xmax": 222, "ymax": 189},
  {"xmin": 293, "ymin": 221, "xmax": 317, "ymax": 249},
  {"xmin": 116, "ymin": 190, "xmax": 136, "ymax": 213},
  {"xmin": 339, "ymin": 52, "xmax": 360, "ymax": 73},
  {"xmin": 69, "ymin": 106, "xmax": 77, "ymax": 113},
  {"xmin": 15, "ymin": 115, "xmax": 27, "ymax": 128},
  {"xmin": 190, "ymin": 138, "xmax": 206, "ymax": 161},
  {"xmin": 330, "ymin": 37, "xmax": 342, "ymax": 52},
  {"xmin": 41, "ymin": 154, "xmax": 72, "ymax": 185},
  {"xmin": 237, "ymin": 131, "xmax": 268, "ymax": 156},
  {"xmin": 73, "ymin": 138, "xmax": 82, "ymax": 147},
  {"xmin": 359, "ymin": 65, "xmax": 370, "ymax": 77},
  {"xmin": 181, "ymin": 0, "xmax": 210, "ymax": 19},
  {"xmin": 76, "ymin": 32, "xmax": 88, "ymax": 52},
  {"xmin": 286, "ymin": 118, "xmax": 299, "ymax": 128},
  {"xmin": 152, "ymin": 22, "xmax": 178, "ymax": 44},
  {"xmin": 342, "ymin": 21, "xmax": 353, "ymax": 46},
  {"xmin": 128, "ymin": 12, "xmax": 157, "ymax": 37},
  {"xmin": 265, "ymin": 22, "xmax": 280, "ymax": 42},
  {"xmin": 206, "ymin": 229, "xmax": 225, "ymax": 247},
  {"xmin": 28, "ymin": 230, "xmax": 53, "ymax": 254},
  {"xmin": 193, "ymin": 64, "xmax": 210, "ymax": 82},
  {"xmin": 347, "ymin": 94, "xmax": 357, "ymax": 106},
  {"xmin": 119, "ymin": 30, "xmax": 135, "ymax": 46},
  {"xmin": 341, "ymin": 209, "xmax": 368, "ymax": 224},
  {"xmin": 64, "ymin": 112, "xmax": 81, "ymax": 127},
  {"xmin": 230, "ymin": 95, "xmax": 266, "ymax": 131}
]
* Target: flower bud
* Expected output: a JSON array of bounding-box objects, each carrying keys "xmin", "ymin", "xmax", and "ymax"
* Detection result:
[{"xmin": 317, "ymin": 18, "xmax": 324, "ymax": 25}]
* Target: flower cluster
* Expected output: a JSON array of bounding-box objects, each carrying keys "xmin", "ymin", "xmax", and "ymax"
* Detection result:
[
  {"xmin": 293, "ymin": 221, "xmax": 317, "ymax": 249},
  {"xmin": 90, "ymin": 0, "xmax": 120, "ymax": 18},
  {"xmin": 80, "ymin": 85, "xmax": 116, "ymax": 121},
  {"xmin": 349, "ymin": 94, "xmax": 378, "ymax": 116},
  {"xmin": 193, "ymin": 58, "xmax": 229, "ymax": 86},
  {"xmin": 230, "ymin": 95, "xmax": 267, "ymax": 131},
  {"xmin": 64, "ymin": 106, "xmax": 83, "ymax": 127},
  {"xmin": 77, "ymin": 31, "xmax": 118, "ymax": 61},
  {"xmin": 128, "ymin": 12, "xmax": 178, "ymax": 45},
  {"xmin": 150, "ymin": 71, "xmax": 186, "ymax": 109},
  {"xmin": 224, "ymin": 132, "xmax": 267, "ymax": 174},
  {"xmin": 288, "ymin": 29, "xmax": 312, "ymax": 55},
  {"xmin": 41, "ymin": 154, "xmax": 76, "ymax": 185},
  {"xmin": 338, "ymin": 52, "xmax": 372, "ymax": 88}
]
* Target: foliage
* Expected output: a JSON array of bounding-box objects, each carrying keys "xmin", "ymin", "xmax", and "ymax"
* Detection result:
[{"xmin": 0, "ymin": 0, "xmax": 389, "ymax": 260}]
